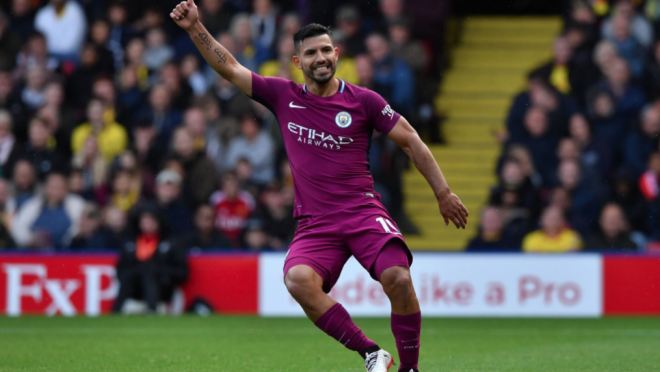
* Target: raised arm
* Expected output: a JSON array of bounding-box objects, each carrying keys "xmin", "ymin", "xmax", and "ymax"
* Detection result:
[
  {"xmin": 387, "ymin": 117, "xmax": 469, "ymax": 229},
  {"xmin": 170, "ymin": 0, "xmax": 252, "ymax": 95}
]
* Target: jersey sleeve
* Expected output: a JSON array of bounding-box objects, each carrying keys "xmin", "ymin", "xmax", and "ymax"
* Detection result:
[
  {"xmin": 360, "ymin": 89, "xmax": 402, "ymax": 134},
  {"xmin": 250, "ymin": 72, "xmax": 290, "ymax": 111}
]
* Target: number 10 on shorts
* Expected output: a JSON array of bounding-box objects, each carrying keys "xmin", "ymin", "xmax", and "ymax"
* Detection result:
[{"xmin": 376, "ymin": 217, "xmax": 402, "ymax": 235}]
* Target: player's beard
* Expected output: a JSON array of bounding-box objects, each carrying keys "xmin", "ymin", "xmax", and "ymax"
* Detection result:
[{"xmin": 303, "ymin": 61, "xmax": 336, "ymax": 85}]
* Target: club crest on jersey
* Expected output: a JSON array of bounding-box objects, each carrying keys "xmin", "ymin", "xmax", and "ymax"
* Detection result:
[{"xmin": 335, "ymin": 111, "xmax": 352, "ymax": 128}]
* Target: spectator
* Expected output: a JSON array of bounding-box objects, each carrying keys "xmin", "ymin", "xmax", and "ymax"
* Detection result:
[
  {"xmin": 9, "ymin": 0, "xmax": 35, "ymax": 41},
  {"xmin": 210, "ymin": 171, "xmax": 255, "ymax": 247},
  {"xmin": 21, "ymin": 117, "xmax": 67, "ymax": 181},
  {"xmin": 639, "ymin": 152, "xmax": 660, "ymax": 202},
  {"xmin": 366, "ymin": 33, "xmax": 415, "ymax": 117},
  {"xmin": 335, "ymin": 5, "xmax": 366, "ymax": 57},
  {"xmin": 250, "ymin": 0, "xmax": 278, "ymax": 54},
  {"xmin": 181, "ymin": 107, "xmax": 208, "ymax": 153},
  {"xmin": 66, "ymin": 44, "xmax": 106, "ymax": 109},
  {"xmin": 243, "ymin": 218, "xmax": 269, "ymax": 249},
  {"xmin": 224, "ymin": 112, "xmax": 274, "ymax": 185},
  {"xmin": 10, "ymin": 160, "xmax": 39, "ymax": 211},
  {"xmin": 236, "ymin": 157, "xmax": 259, "ymax": 198},
  {"xmin": 253, "ymin": 183, "xmax": 296, "ymax": 250},
  {"xmin": 133, "ymin": 169, "xmax": 194, "ymax": 237},
  {"xmin": 378, "ymin": 0, "xmax": 405, "ymax": 31},
  {"xmin": 107, "ymin": 2, "xmax": 133, "ymax": 51},
  {"xmin": 356, "ymin": 54, "xmax": 375, "ymax": 88},
  {"xmin": 67, "ymin": 167, "xmax": 89, "ymax": 200},
  {"xmin": 607, "ymin": 15, "xmax": 646, "ymax": 77},
  {"xmin": 556, "ymin": 159, "xmax": 601, "ymax": 236},
  {"xmin": 0, "ymin": 110, "xmax": 22, "ymax": 178},
  {"xmin": 71, "ymin": 98, "xmax": 128, "ymax": 162},
  {"xmin": 159, "ymin": 62, "xmax": 193, "ymax": 110},
  {"xmin": 0, "ymin": 72, "xmax": 29, "ymax": 142},
  {"xmin": 102, "ymin": 205, "xmax": 127, "ymax": 247},
  {"xmin": 557, "ymin": 138, "xmax": 581, "ymax": 163},
  {"xmin": 279, "ymin": 13, "xmax": 301, "ymax": 39},
  {"xmin": 489, "ymin": 159, "xmax": 539, "ymax": 213},
  {"xmin": 69, "ymin": 203, "xmax": 118, "ymax": 250},
  {"xmin": 113, "ymin": 206, "xmax": 188, "ymax": 314},
  {"xmin": 89, "ymin": 19, "xmax": 116, "ymax": 77},
  {"xmin": 179, "ymin": 204, "xmax": 231, "ymax": 251},
  {"xmin": 587, "ymin": 89, "xmax": 629, "ymax": 148},
  {"xmin": 388, "ymin": 16, "xmax": 428, "ymax": 75},
  {"xmin": 565, "ymin": 6, "xmax": 599, "ymax": 66},
  {"xmin": 124, "ymin": 38, "xmax": 150, "ymax": 90},
  {"xmin": 592, "ymin": 39, "xmax": 620, "ymax": 78},
  {"xmin": 180, "ymin": 54, "xmax": 208, "ymax": 96},
  {"xmin": 624, "ymin": 106, "xmax": 660, "ymax": 177},
  {"xmin": 34, "ymin": 0, "xmax": 87, "ymax": 61},
  {"xmin": 644, "ymin": 155, "xmax": 660, "ymax": 238},
  {"xmin": 137, "ymin": 84, "xmax": 183, "ymax": 144},
  {"xmin": 132, "ymin": 8, "xmax": 165, "ymax": 36},
  {"xmin": 548, "ymin": 186, "xmax": 572, "ymax": 218},
  {"xmin": 259, "ymin": 36, "xmax": 304, "ymax": 83},
  {"xmin": 229, "ymin": 14, "xmax": 270, "ymax": 71},
  {"xmin": 171, "ymin": 127, "xmax": 217, "ymax": 207},
  {"xmin": 132, "ymin": 120, "xmax": 166, "ymax": 179},
  {"xmin": 143, "ymin": 27, "xmax": 174, "ymax": 71},
  {"xmin": 585, "ymin": 203, "xmax": 637, "ymax": 251},
  {"xmin": 117, "ymin": 66, "xmax": 146, "ymax": 122},
  {"xmin": 198, "ymin": 0, "xmax": 232, "ymax": 35},
  {"xmin": 568, "ymin": 113, "xmax": 613, "ymax": 182},
  {"xmin": 611, "ymin": 169, "xmax": 648, "ymax": 234},
  {"xmin": 643, "ymin": 40, "xmax": 660, "ymax": 100},
  {"xmin": 92, "ymin": 77, "xmax": 126, "ymax": 130},
  {"xmin": 466, "ymin": 206, "xmax": 518, "ymax": 251},
  {"xmin": 21, "ymin": 65, "xmax": 47, "ymax": 110},
  {"xmin": 13, "ymin": 32, "xmax": 58, "ymax": 83},
  {"xmin": 108, "ymin": 169, "xmax": 140, "ymax": 212},
  {"xmin": 71, "ymin": 137, "xmax": 108, "ymax": 199},
  {"xmin": 512, "ymin": 107, "xmax": 559, "ymax": 185},
  {"xmin": 0, "ymin": 178, "xmax": 17, "ymax": 231},
  {"xmin": 531, "ymin": 37, "xmax": 580, "ymax": 95},
  {"xmin": 0, "ymin": 179, "xmax": 16, "ymax": 249},
  {"xmin": 522, "ymin": 206, "xmax": 583, "ymax": 253},
  {"xmin": 0, "ymin": 10, "xmax": 23, "ymax": 71},
  {"xmin": 505, "ymin": 144, "xmax": 543, "ymax": 188},
  {"xmin": 11, "ymin": 172, "xmax": 85, "ymax": 249},
  {"xmin": 602, "ymin": 0, "xmax": 654, "ymax": 48},
  {"xmin": 590, "ymin": 58, "xmax": 646, "ymax": 121},
  {"xmin": 40, "ymin": 82, "xmax": 77, "ymax": 157}
]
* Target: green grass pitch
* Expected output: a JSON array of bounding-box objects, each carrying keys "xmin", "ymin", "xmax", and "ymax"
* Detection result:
[{"xmin": 0, "ymin": 316, "xmax": 659, "ymax": 371}]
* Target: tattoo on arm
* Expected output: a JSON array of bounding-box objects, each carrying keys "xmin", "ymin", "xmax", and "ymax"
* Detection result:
[
  {"xmin": 214, "ymin": 48, "xmax": 227, "ymax": 64},
  {"xmin": 412, "ymin": 155, "xmax": 418, "ymax": 167},
  {"xmin": 195, "ymin": 33, "xmax": 213, "ymax": 51},
  {"xmin": 194, "ymin": 33, "xmax": 228, "ymax": 65}
]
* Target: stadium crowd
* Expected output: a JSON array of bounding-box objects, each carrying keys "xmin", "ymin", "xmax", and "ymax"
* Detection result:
[
  {"xmin": 469, "ymin": 0, "xmax": 660, "ymax": 252},
  {"xmin": 0, "ymin": 0, "xmax": 446, "ymax": 252}
]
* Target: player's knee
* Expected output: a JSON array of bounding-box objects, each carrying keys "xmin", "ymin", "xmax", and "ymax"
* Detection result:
[
  {"xmin": 284, "ymin": 266, "xmax": 321, "ymax": 300},
  {"xmin": 381, "ymin": 266, "xmax": 413, "ymax": 296}
]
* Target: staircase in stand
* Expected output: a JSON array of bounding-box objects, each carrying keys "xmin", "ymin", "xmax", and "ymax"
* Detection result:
[{"xmin": 402, "ymin": 16, "xmax": 562, "ymax": 250}]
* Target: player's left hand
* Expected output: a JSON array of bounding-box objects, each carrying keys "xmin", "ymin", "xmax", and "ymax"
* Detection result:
[{"xmin": 438, "ymin": 192, "xmax": 469, "ymax": 229}]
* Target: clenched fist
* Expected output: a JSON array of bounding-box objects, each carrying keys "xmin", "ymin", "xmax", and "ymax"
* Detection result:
[{"xmin": 170, "ymin": 0, "xmax": 199, "ymax": 31}]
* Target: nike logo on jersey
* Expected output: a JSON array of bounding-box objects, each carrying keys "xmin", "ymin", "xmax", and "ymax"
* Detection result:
[{"xmin": 289, "ymin": 102, "xmax": 306, "ymax": 109}]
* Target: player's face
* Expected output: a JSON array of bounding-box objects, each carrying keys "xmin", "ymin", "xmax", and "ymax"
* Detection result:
[{"xmin": 295, "ymin": 35, "xmax": 338, "ymax": 85}]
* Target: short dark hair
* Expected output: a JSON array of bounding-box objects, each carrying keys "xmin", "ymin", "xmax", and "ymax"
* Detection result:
[{"xmin": 293, "ymin": 23, "xmax": 332, "ymax": 53}]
